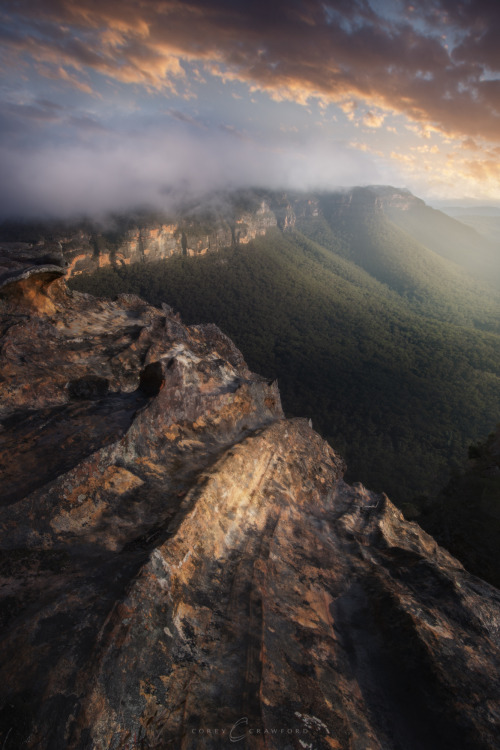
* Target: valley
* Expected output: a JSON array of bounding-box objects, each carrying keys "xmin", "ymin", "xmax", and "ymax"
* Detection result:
[{"xmin": 57, "ymin": 187, "xmax": 500, "ymax": 508}]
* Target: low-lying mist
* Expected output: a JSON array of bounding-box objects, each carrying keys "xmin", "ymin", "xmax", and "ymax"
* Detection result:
[{"xmin": 0, "ymin": 126, "xmax": 382, "ymax": 221}]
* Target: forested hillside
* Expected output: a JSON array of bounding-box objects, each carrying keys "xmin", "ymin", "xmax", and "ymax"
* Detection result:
[
  {"xmin": 70, "ymin": 213, "xmax": 500, "ymax": 505},
  {"xmin": 374, "ymin": 190, "xmax": 500, "ymax": 288},
  {"xmin": 420, "ymin": 424, "xmax": 500, "ymax": 588}
]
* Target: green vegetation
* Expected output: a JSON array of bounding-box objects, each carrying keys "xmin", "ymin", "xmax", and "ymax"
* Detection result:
[
  {"xmin": 382, "ymin": 196, "xmax": 500, "ymax": 289},
  {"xmin": 70, "ymin": 218, "xmax": 500, "ymax": 505},
  {"xmin": 419, "ymin": 425, "xmax": 500, "ymax": 588}
]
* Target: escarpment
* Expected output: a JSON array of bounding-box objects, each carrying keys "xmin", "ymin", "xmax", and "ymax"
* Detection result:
[
  {"xmin": 0, "ymin": 255, "xmax": 500, "ymax": 750},
  {"xmin": 0, "ymin": 197, "xmax": 282, "ymax": 279}
]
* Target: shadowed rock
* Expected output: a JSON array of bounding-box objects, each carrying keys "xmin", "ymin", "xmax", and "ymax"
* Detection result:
[
  {"xmin": 138, "ymin": 361, "xmax": 165, "ymax": 396},
  {"xmin": 68, "ymin": 375, "xmax": 110, "ymax": 400}
]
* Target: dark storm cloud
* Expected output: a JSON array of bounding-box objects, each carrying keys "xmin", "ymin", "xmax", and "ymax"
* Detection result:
[{"xmin": 2, "ymin": 0, "xmax": 499, "ymax": 142}]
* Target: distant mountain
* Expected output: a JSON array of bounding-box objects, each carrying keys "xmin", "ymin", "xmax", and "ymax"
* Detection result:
[
  {"xmin": 438, "ymin": 210, "xmax": 500, "ymax": 245},
  {"xmin": 296, "ymin": 187, "xmax": 500, "ymax": 323},
  {"xmin": 442, "ymin": 205, "xmax": 500, "ymax": 217},
  {"xmin": 66, "ymin": 187, "xmax": 500, "ymax": 506},
  {"xmin": 368, "ymin": 188, "xmax": 500, "ymax": 288}
]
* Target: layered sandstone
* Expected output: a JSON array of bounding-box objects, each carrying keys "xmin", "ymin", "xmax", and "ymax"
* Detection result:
[
  {"xmin": 49, "ymin": 201, "xmax": 275, "ymax": 278},
  {"xmin": 0, "ymin": 257, "xmax": 499, "ymax": 749},
  {"xmin": 0, "ymin": 188, "xmax": 426, "ymax": 280}
]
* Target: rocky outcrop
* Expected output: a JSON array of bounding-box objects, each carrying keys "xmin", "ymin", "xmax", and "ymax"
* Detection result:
[
  {"xmin": 0, "ymin": 242, "xmax": 66, "ymax": 315},
  {"xmin": 234, "ymin": 200, "xmax": 277, "ymax": 244},
  {"xmin": 1, "ymin": 254, "xmax": 500, "ymax": 750}
]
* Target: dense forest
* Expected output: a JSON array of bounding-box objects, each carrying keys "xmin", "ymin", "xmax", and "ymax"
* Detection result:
[
  {"xmin": 420, "ymin": 425, "xmax": 500, "ymax": 588},
  {"xmin": 70, "ymin": 217, "xmax": 500, "ymax": 508}
]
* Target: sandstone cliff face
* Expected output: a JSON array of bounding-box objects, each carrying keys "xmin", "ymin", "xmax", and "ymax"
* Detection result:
[
  {"xmin": 234, "ymin": 201, "xmax": 278, "ymax": 244},
  {"xmin": 1, "ymin": 257, "xmax": 500, "ymax": 750},
  {"xmin": 58, "ymin": 201, "xmax": 275, "ymax": 277},
  {"xmin": 0, "ymin": 188, "xmax": 422, "ymax": 280},
  {"xmin": 62, "ymin": 220, "xmax": 233, "ymax": 277}
]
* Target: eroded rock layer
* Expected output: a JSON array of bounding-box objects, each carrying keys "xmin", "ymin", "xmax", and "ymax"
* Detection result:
[
  {"xmin": 0, "ymin": 197, "xmax": 281, "ymax": 279},
  {"xmin": 0, "ymin": 260, "xmax": 499, "ymax": 750}
]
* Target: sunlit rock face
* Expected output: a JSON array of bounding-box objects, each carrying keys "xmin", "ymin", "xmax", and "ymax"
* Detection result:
[
  {"xmin": 54, "ymin": 202, "xmax": 276, "ymax": 277},
  {"xmin": 0, "ymin": 194, "xmax": 287, "ymax": 279},
  {"xmin": 62, "ymin": 221, "xmax": 227, "ymax": 276},
  {"xmin": 235, "ymin": 200, "xmax": 278, "ymax": 244},
  {"xmin": 0, "ymin": 257, "xmax": 500, "ymax": 750}
]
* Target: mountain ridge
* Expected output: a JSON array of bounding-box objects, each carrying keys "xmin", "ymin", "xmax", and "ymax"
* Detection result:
[{"xmin": 2, "ymin": 185, "xmax": 498, "ymax": 290}]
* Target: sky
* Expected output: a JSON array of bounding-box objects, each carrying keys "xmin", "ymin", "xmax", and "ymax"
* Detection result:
[{"xmin": 1, "ymin": 0, "xmax": 500, "ymax": 217}]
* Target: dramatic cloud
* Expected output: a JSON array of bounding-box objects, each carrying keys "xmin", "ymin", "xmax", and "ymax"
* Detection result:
[
  {"xmin": 1, "ymin": 0, "xmax": 499, "ymax": 215},
  {"xmin": 2, "ymin": 0, "xmax": 499, "ymax": 143}
]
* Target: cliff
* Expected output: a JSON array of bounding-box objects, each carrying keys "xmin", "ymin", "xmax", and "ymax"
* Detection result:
[
  {"xmin": 0, "ymin": 191, "xmax": 298, "ymax": 278},
  {"xmin": 0, "ymin": 198, "xmax": 279, "ymax": 280},
  {"xmin": 1, "ymin": 186, "xmax": 496, "ymax": 290},
  {"xmin": 1, "ymin": 254, "xmax": 500, "ymax": 750}
]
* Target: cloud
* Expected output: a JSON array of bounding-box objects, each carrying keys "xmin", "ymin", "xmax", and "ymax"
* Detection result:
[
  {"xmin": 36, "ymin": 65, "xmax": 94, "ymax": 95},
  {"xmin": 2, "ymin": 0, "xmax": 500, "ymax": 214},
  {"xmin": 1, "ymin": 0, "xmax": 499, "ymax": 144},
  {"xmin": 0, "ymin": 98, "xmax": 110, "ymax": 146},
  {"xmin": 362, "ymin": 111, "xmax": 386, "ymax": 129},
  {"xmin": 0, "ymin": 125, "xmax": 381, "ymax": 219},
  {"xmin": 166, "ymin": 109, "xmax": 207, "ymax": 129},
  {"xmin": 1, "ymin": 100, "xmax": 63, "ymax": 125},
  {"xmin": 218, "ymin": 123, "xmax": 252, "ymax": 141}
]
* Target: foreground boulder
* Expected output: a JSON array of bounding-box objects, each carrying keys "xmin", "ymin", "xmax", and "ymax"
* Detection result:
[{"xmin": 0, "ymin": 259, "xmax": 499, "ymax": 750}]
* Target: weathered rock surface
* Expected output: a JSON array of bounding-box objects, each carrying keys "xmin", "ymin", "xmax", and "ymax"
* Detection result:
[{"xmin": 0, "ymin": 257, "xmax": 500, "ymax": 749}]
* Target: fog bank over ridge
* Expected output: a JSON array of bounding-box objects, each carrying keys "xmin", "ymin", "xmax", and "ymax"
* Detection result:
[{"xmin": 0, "ymin": 128, "xmax": 384, "ymax": 220}]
